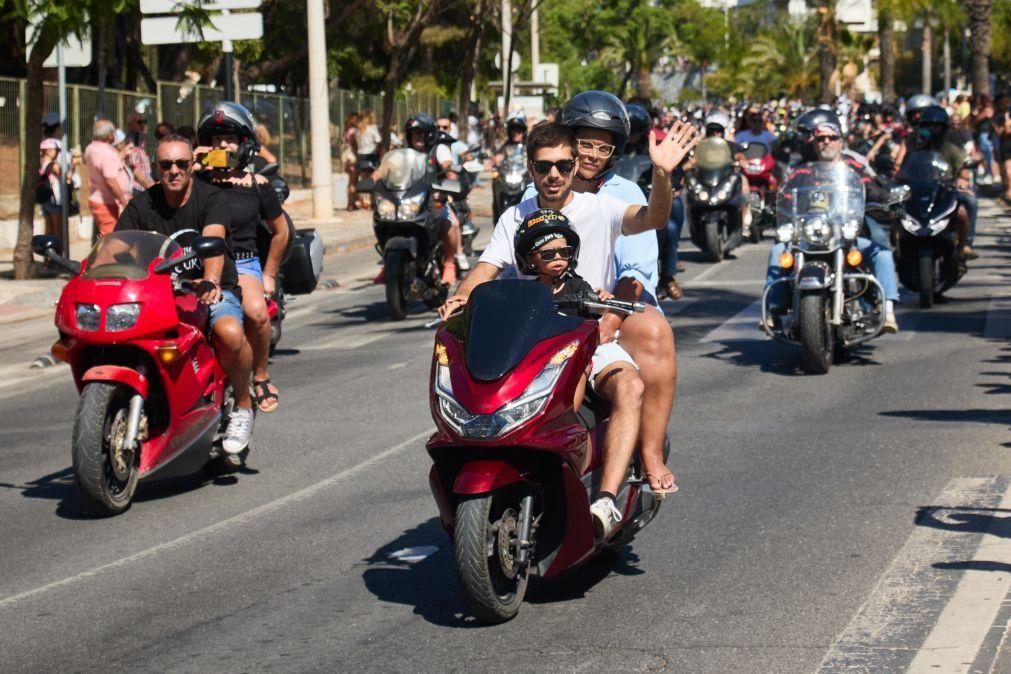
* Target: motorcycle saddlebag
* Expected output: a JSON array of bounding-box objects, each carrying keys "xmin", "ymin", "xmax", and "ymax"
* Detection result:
[{"xmin": 281, "ymin": 228, "xmax": 324, "ymax": 295}]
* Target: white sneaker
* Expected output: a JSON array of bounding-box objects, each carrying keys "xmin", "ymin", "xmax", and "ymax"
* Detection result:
[
  {"xmin": 223, "ymin": 407, "xmax": 254, "ymax": 454},
  {"xmin": 454, "ymin": 253, "xmax": 471, "ymax": 271},
  {"xmin": 589, "ymin": 496, "xmax": 622, "ymax": 539}
]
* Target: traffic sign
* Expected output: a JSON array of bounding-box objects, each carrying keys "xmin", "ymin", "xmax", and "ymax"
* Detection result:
[
  {"xmin": 26, "ymin": 20, "xmax": 92, "ymax": 67},
  {"xmin": 140, "ymin": 0, "xmax": 261, "ymax": 13},
  {"xmin": 140, "ymin": 12, "xmax": 263, "ymax": 45}
]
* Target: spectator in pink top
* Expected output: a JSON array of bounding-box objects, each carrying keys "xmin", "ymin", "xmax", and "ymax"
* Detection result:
[
  {"xmin": 124, "ymin": 111, "xmax": 154, "ymax": 193},
  {"xmin": 84, "ymin": 118, "xmax": 130, "ymax": 237}
]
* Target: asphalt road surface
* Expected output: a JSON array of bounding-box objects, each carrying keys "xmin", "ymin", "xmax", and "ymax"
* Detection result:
[{"xmin": 1, "ymin": 190, "xmax": 1008, "ymax": 673}]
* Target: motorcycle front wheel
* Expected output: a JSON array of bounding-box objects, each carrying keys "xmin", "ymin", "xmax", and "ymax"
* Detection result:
[
  {"xmin": 918, "ymin": 254, "xmax": 935, "ymax": 308},
  {"xmin": 72, "ymin": 382, "xmax": 139, "ymax": 516},
  {"xmin": 703, "ymin": 217, "xmax": 724, "ymax": 262},
  {"xmin": 799, "ymin": 292, "xmax": 833, "ymax": 374},
  {"xmin": 454, "ymin": 492, "xmax": 529, "ymax": 623},
  {"xmin": 384, "ymin": 250, "xmax": 413, "ymax": 321}
]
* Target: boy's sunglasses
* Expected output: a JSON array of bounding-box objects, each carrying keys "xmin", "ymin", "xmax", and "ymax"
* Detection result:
[
  {"xmin": 158, "ymin": 159, "xmax": 192, "ymax": 170},
  {"xmin": 531, "ymin": 159, "xmax": 576, "ymax": 175},
  {"xmin": 537, "ymin": 246, "xmax": 574, "ymax": 261}
]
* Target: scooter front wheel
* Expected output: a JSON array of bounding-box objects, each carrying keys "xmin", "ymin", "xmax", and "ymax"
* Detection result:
[
  {"xmin": 454, "ymin": 492, "xmax": 529, "ymax": 623},
  {"xmin": 72, "ymin": 382, "xmax": 139, "ymax": 516}
]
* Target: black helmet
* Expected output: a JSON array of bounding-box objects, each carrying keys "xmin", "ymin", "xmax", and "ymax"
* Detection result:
[
  {"xmin": 561, "ymin": 90, "xmax": 630, "ymax": 157},
  {"xmin": 916, "ymin": 104, "xmax": 950, "ymax": 127},
  {"xmin": 506, "ymin": 111, "xmax": 528, "ymax": 135},
  {"xmin": 914, "ymin": 105, "xmax": 949, "ymax": 147},
  {"xmin": 795, "ymin": 108, "xmax": 842, "ymax": 138},
  {"xmin": 270, "ymin": 176, "xmax": 290, "ymax": 204},
  {"xmin": 197, "ymin": 101, "xmax": 258, "ymax": 146},
  {"xmin": 906, "ymin": 94, "xmax": 938, "ymax": 116},
  {"xmin": 404, "ymin": 113, "xmax": 437, "ymax": 149},
  {"xmin": 513, "ymin": 209, "xmax": 581, "ymax": 276},
  {"xmin": 625, "ymin": 103, "xmax": 651, "ymax": 152}
]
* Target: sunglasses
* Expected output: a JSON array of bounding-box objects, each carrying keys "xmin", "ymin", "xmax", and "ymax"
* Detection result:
[
  {"xmin": 576, "ymin": 139, "xmax": 616, "ymax": 158},
  {"xmin": 814, "ymin": 135, "xmax": 841, "ymax": 143},
  {"xmin": 157, "ymin": 159, "xmax": 192, "ymax": 170},
  {"xmin": 437, "ymin": 125, "xmax": 450, "ymax": 130},
  {"xmin": 531, "ymin": 159, "xmax": 576, "ymax": 175},
  {"xmin": 536, "ymin": 246, "xmax": 574, "ymax": 261}
]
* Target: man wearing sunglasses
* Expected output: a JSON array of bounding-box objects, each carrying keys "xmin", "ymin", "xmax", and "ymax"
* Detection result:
[
  {"xmin": 441, "ymin": 118, "xmax": 699, "ymax": 497},
  {"xmin": 764, "ymin": 118, "xmax": 900, "ymax": 333},
  {"xmin": 115, "ymin": 134, "xmax": 256, "ymax": 454}
]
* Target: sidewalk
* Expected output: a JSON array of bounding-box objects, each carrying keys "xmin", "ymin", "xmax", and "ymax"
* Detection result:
[{"xmin": 0, "ymin": 195, "xmax": 377, "ymax": 328}]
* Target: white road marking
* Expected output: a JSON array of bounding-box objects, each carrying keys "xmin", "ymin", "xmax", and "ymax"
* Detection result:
[
  {"xmin": 659, "ymin": 297, "xmax": 700, "ymax": 318},
  {"xmin": 684, "ymin": 279, "xmax": 765, "ymax": 288},
  {"xmin": 906, "ymin": 485, "xmax": 1011, "ymax": 673},
  {"xmin": 817, "ymin": 477, "xmax": 1011, "ymax": 673},
  {"xmin": 983, "ymin": 297, "xmax": 1011, "ymax": 339},
  {"xmin": 698, "ymin": 300, "xmax": 764, "ymax": 343},
  {"xmin": 387, "ymin": 546, "xmax": 439, "ymax": 564},
  {"xmin": 0, "ymin": 429, "xmax": 433, "ymax": 609},
  {"xmin": 387, "ymin": 361, "xmax": 408, "ymax": 370}
]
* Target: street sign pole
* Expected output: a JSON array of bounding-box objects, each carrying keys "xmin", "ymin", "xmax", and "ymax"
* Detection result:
[
  {"xmin": 222, "ymin": 9, "xmax": 234, "ymax": 101},
  {"xmin": 57, "ymin": 41, "xmax": 70, "ymax": 256},
  {"xmin": 306, "ymin": 0, "xmax": 332, "ymax": 218}
]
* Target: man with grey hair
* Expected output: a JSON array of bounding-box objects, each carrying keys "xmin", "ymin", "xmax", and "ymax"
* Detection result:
[{"xmin": 84, "ymin": 118, "xmax": 130, "ymax": 237}]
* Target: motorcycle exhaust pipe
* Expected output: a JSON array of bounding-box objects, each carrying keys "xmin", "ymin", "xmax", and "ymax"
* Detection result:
[{"xmin": 124, "ymin": 394, "xmax": 145, "ymax": 450}]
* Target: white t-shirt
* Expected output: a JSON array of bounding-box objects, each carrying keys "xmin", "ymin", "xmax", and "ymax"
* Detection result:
[
  {"xmin": 357, "ymin": 124, "xmax": 382, "ymax": 155},
  {"xmin": 479, "ymin": 192, "xmax": 630, "ymax": 292},
  {"xmin": 434, "ymin": 143, "xmax": 453, "ymax": 166}
]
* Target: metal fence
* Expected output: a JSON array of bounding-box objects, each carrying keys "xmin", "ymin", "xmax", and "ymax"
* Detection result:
[{"xmin": 0, "ymin": 76, "xmax": 451, "ymax": 218}]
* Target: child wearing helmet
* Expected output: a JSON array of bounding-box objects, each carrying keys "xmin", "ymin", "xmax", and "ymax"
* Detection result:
[{"xmin": 514, "ymin": 209, "xmax": 650, "ymax": 538}]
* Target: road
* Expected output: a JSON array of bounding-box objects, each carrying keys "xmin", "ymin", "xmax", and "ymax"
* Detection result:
[{"xmin": 0, "ymin": 186, "xmax": 1008, "ymax": 673}]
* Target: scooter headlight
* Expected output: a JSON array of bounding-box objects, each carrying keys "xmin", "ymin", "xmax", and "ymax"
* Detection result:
[
  {"xmin": 106, "ymin": 303, "xmax": 141, "ymax": 332},
  {"xmin": 397, "ymin": 192, "xmax": 425, "ymax": 220},
  {"xmin": 698, "ymin": 190, "xmax": 710, "ymax": 201},
  {"xmin": 376, "ymin": 195, "xmax": 397, "ymax": 220},
  {"xmin": 75, "ymin": 303, "xmax": 101, "ymax": 331}
]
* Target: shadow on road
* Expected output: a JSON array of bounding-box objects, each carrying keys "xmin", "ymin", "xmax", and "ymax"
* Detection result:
[{"xmin": 915, "ymin": 505, "xmax": 1011, "ymax": 539}]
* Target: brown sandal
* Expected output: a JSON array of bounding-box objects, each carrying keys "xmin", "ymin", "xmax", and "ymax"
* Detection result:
[
  {"xmin": 645, "ymin": 472, "xmax": 679, "ymax": 500},
  {"xmin": 253, "ymin": 379, "xmax": 279, "ymax": 413}
]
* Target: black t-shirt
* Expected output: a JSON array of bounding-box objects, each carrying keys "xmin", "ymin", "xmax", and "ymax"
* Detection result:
[
  {"xmin": 552, "ymin": 274, "xmax": 598, "ymax": 319},
  {"xmin": 204, "ymin": 177, "xmax": 283, "ymax": 255},
  {"xmin": 115, "ymin": 179, "xmax": 239, "ymax": 290}
]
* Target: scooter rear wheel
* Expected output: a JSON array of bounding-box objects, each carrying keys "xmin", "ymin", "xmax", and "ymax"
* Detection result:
[
  {"xmin": 72, "ymin": 382, "xmax": 139, "ymax": 516},
  {"xmin": 454, "ymin": 493, "xmax": 528, "ymax": 623}
]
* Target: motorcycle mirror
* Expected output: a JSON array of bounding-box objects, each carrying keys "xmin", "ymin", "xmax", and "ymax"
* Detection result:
[
  {"xmin": 257, "ymin": 162, "xmax": 279, "ymax": 177},
  {"xmin": 31, "ymin": 234, "xmax": 60, "ymax": 257},
  {"xmin": 193, "ymin": 236, "xmax": 227, "ymax": 259},
  {"xmin": 433, "ymin": 179, "xmax": 462, "ymax": 195},
  {"xmin": 356, "ymin": 178, "xmax": 375, "ymax": 193}
]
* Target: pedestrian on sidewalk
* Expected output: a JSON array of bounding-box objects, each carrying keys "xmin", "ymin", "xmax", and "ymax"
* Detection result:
[
  {"xmin": 84, "ymin": 119, "xmax": 131, "ymax": 239},
  {"xmin": 356, "ymin": 110, "xmax": 382, "ymax": 210},
  {"xmin": 342, "ymin": 112, "xmax": 360, "ymax": 211},
  {"xmin": 124, "ymin": 112, "xmax": 154, "ymax": 194},
  {"xmin": 256, "ymin": 124, "xmax": 278, "ymax": 165}
]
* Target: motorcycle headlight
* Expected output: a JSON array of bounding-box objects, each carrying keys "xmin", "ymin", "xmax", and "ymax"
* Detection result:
[
  {"xmin": 106, "ymin": 303, "xmax": 141, "ymax": 332},
  {"xmin": 376, "ymin": 195, "xmax": 397, "ymax": 220},
  {"xmin": 901, "ymin": 215, "xmax": 921, "ymax": 235},
  {"xmin": 434, "ymin": 340, "xmax": 576, "ymax": 439},
  {"xmin": 397, "ymin": 192, "xmax": 425, "ymax": 220},
  {"xmin": 698, "ymin": 190, "xmax": 709, "ymax": 201},
  {"xmin": 75, "ymin": 303, "xmax": 101, "ymax": 331},
  {"xmin": 505, "ymin": 172, "xmax": 523, "ymax": 186},
  {"xmin": 776, "ymin": 225, "xmax": 794, "ymax": 243},
  {"xmin": 803, "ymin": 217, "xmax": 831, "ymax": 244},
  {"xmin": 927, "ymin": 216, "xmax": 950, "ymax": 235},
  {"xmin": 841, "ymin": 219, "xmax": 860, "ymax": 240}
]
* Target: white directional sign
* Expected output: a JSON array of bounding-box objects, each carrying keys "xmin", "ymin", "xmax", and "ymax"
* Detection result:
[
  {"xmin": 140, "ymin": 0, "xmax": 261, "ymax": 13},
  {"xmin": 26, "ymin": 18, "xmax": 92, "ymax": 67},
  {"xmin": 140, "ymin": 12, "xmax": 263, "ymax": 45}
]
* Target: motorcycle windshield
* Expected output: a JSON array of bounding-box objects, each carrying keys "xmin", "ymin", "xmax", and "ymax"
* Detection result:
[
  {"xmin": 695, "ymin": 138, "xmax": 733, "ymax": 170},
  {"xmin": 699, "ymin": 167, "xmax": 728, "ymax": 188},
  {"xmin": 502, "ymin": 151, "xmax": 526, "ymax": 177},
  {"xmin": 82, "ymin": 231, "xmax": 180, "ymax": 280},
  {"xmin": 742, "ymin": 142, "xmax": 769, "ymax": 160},
  {"xmin": 379, "ymin": 148, "xmax": 429, "ymax": 191},
  {"xmin": 459, "ymin": 280, "xmax": 585, "ymax": 382},
  {"xmin": 776, "ymin": 161, "xmax": 865, "ymax": 229},
  {"xmin": 897, "ymin": 151, "xmax": 952, "ymax": 220}
]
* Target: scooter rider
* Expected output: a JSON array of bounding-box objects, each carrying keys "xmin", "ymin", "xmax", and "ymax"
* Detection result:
[
  {"xmin": 910, "ymin": 105, "xmax": 975, "ymax": 259},
  {"xmin": 442, "ymin": 119, "xmax": 699, "ymax": 497},
  {"xmin": 115, "ymin": 134, "xmax": 255, "ymax": 453},
  {"xmin": 764, "ymin": 117, "xmax": 900, "ymax": 333},
  {"xmin": 195, "ymin": 102, "xmax": 290, "ymax": 414},
  {"xmin": 689, "ymin": 110, "xmax": 754, "ymax": 238},
  {"xmin": 493, "ymin": 111, "xmax": 528, "ymax": 166},
  {"xmin": 514, "ymin": 209, "xmax": 647, "ymax": 537}
]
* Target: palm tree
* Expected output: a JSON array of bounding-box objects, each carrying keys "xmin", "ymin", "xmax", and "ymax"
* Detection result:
[
  {"xmin": 605, "ymin": 3, "xmax": 675, "ymax": 99},
  {"xmin": 966, "ymin": 0, "xmax": 992, "ymax": 96},
  {"xmin": 878, "ymin": 0, "xmax": 896, "ymax": 101},
  {"xmin": 812, "ymin": 0, "xmax": 838, "ymax": 104}
]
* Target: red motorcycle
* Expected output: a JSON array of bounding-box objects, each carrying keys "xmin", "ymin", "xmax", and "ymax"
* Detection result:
[
  {"xmin": 740, "ymin": 141, "xmax": 779, "ymax": 242},
  {"xmin": 426, "ymin": 280, "xmax": 670, "ymax": 623},
  {"xmin": 32, "ymin": 231, "xmax": 265, "ymax": 516}
]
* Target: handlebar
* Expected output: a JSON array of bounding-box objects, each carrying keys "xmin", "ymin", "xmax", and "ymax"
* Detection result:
[{"xmin": 553, "ymin": 293, "xmax": 647, "ymax": 316}]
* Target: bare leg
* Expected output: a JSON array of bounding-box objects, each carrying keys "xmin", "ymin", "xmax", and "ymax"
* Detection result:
[
  {"xmin": 953, "ymin": 205, "xmax": 969, "ymax": 250},
  {"xmin": 593, "ymin": 364, "xmax": 643, "ymax": 496},
  {"xmin": 212, "ymin": 317, "xmax": 253, "ymax": 410},
  {"xmin": 618, "ymin": 308, "xmax": 677, "ymax": 492},
  {"xmin": 237, "ymin": 274, "xmax": 276, "ymax": 409}
]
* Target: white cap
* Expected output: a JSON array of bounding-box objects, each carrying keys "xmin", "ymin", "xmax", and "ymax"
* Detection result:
[{"xmin": 113, "ymin": 129, "xmax": 127, "ymax": 145}]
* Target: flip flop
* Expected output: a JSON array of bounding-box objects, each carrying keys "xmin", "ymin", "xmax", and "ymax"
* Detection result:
[
  {"xmin": 252, "ymin": 378, "xmax": 279, "ymax": 413},
  {"xmin": 645, "ymin": 472, "xmax": 679, "ymax": 500}
]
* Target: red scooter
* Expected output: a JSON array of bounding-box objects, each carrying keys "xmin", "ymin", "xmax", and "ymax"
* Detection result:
[
  {"xmin": 32, "ymin": 231, "xmax": 266, "ymax": 516},
  {"xmin": 427, "ymin": 280, "xmax": 670, "ymax": 623},
  {"xmin": 740, "ymin": 141, "xmax": 779, "ymax": 242}
]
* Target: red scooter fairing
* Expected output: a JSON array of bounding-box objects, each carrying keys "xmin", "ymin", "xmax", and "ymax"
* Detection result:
[
  {"xmin": 45, "ymin": 231, "xmax": 234, "ymax": 513},
  {"xmin": 741, "ymin": 142, "xmax": 779, "ymax": 191}
]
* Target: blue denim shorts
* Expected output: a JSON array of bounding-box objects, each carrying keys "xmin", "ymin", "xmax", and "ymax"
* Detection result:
[
  {"xmin": 208, "ymin": 289, "xmax": 244, "ymax": 329},
  {"xmin": 235, "ymin": 256, "xmax": 264, "ymax": 282}
]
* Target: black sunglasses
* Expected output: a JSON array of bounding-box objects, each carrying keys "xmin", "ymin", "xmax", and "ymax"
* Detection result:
[
  {"xmin": 814, "ymin": 135, "xmax": 841, "ymax": 143},
  {"xmin": 536, "ymin": 246, "xmax": 574, "ymax": 261},
  {"xmin": 531, "ymin": 159, "xmax": 576, "ymax": 175},
  {"xmin": 158, "ymin": 159, "xmax": 192, "ymax": 170}
]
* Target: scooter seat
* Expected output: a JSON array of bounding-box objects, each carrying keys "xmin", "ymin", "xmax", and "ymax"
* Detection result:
[{"xmin": 576, "ymin": 387, "xmax": 611, "ymax": 431}]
